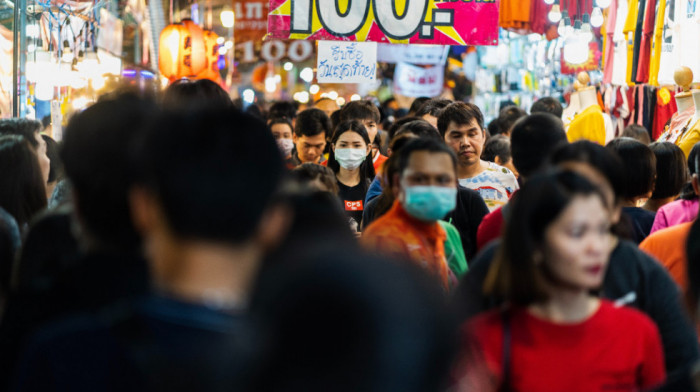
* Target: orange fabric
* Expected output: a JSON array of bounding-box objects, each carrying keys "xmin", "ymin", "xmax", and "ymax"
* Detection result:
[
  {"xmin": 499, "ymin": 0, "xmax": 532, "ymax": 31},
  {"xmin": 373, "ymin": 153, "xmax": 388, "ymax": 174},
  {"xmin": 361, "ymin": 200, "xmax": 449, "ymax": 290},
  {"xmin": 639, "ymin": 222, "xmax": 692, "ymax": 291}
]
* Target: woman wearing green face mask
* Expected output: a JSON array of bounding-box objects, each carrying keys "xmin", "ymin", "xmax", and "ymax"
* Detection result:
[{"xmin": 328, "ymin": 120, "xmax": 376, "ymax": 232}]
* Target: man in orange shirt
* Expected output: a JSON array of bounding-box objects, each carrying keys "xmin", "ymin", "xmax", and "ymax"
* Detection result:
[{"xmin": 362, "ymin": 138, "xmax": 461, "ymax": 291}]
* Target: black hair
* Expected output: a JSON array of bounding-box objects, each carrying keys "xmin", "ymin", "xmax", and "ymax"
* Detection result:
[
  {"xmin": 61, "ymin": 93, "xmax": 157, "ymax": 250},
  {"xmin": 408, "ymin": 97, "xmax": 431, "ymax": 115},
  {"xmin": 486, "ymin": 170, "xmax": 608, "ymax": 306},
  {"xmin": 295, "ymin": 108, "xmax": 332, "ymax": 138},
  {"xmin": 481, "ymin": 135, "xmax": 511, "ymax": 164},
  {"xmin": 530, "ymin": 97, "xmax": 563, "ymax": 118},
  {"xmin": 622, "ymin": 124, "xmax": 651, "ymax": 145},
  {"xmin": 436, "ymin": 102, "xmax": 484, "ymax": 138},
  {"xmin": 549, "ymin": 140, "xmax": 625, "ymax": 203},
  {"xmin": 0, "ymin": 135, "xmax": 47, "ymax": 228},
  {"xmin": 494, "ymin": 105, "xmax": 527, "ymax": 136},
  {"xmin": 396, "ymin": 138, "xmax": 457, "ymax": 178},
  {"xmin": 510, "ymin": 113, "xmax": 568, "ymax": 178},
  {"xmin": 686, "ymin": 219, "xmax": 700, "ymax": 317},
  {"xmin": 606, "ymin": 137, "xmax": 656, "ymax": 200},
  {"xmin": 0, "ymin": 118, "xmax": 42, "ymax": 149},
  {"xmin": 268, "ymin": 117, "xmax": 294, "ymax": 137},
  {"xmin": 133, "ymin": 107, "xmax": 284, "ymax": 244},
  {"xmin": 0, "ymin": 208, "xmax": 20, "ymax": 297},
  {"xmin": 339, "ymin": 100, "xmax": 381, "ymax": 124},
  {"xmin": 394, "ymin": 120, "xmax": 442, "ymax": 142},
  {"xmin": 415, "ymin": 99, "xmax": 452, "ymax": 118},
  {"xmin": 387, "ymin": 116, "xmax": 421, "ymax": 142},
  {"xmin": 649, "ymin": 142, "xmax": 687, "ymax": 199},
  {"xmin": 291, "ymin": 163, "xmax": 340, "ymax": 195},
  {"xmin": 330, "ymin": 110, "xmax": 341, "ymax": 131},
  {"xmin": 681, "ymin": 142, "xmax": 700, "ymax": 200},
  {"xmin": 269, "ymin": 101, "xmax": 299, "ymax": 121},
  {"xmin": 42, "ymin": 135, "xmax": 63, "ymax": 183},
  {"xmin": 487, "ymin": 119, "xmax": 500, "ymax": 137},
  {"xmin": 41, "ymin": 115, "xmax": 51, "ymax": 129},
  {"xmin": 327, "ymin": 120, "xmax": 376, "ymax": 193},
  {"xmin": 162, "ymin": 79, "xmax": 233, "ymax": 110}
]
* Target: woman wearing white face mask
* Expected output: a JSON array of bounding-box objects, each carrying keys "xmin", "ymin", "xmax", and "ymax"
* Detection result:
[
  {"xmin": 268, "ymin": 117, "xmax": 295, "ymax": 160},
  {"xmin": 328, "ymin": 120, "xmax": 376, "ymax": 232}
]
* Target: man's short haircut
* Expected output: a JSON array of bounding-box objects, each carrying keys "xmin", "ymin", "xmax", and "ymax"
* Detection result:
[
  {"xmin": 394, "ymin": 120, "xmax": 442, "ymax": 142},
  {"xmin": 42, "ymin": 135, "xmax": 63, "ymax": 183},
  {"xmin": 162, "ymin": 79, "xmax": 233, "ymax": 111},
  {"xmin": 268, "ymin": 117, "xmax": 294, "ymax": 130},
  {"xmin": 0, "ymin": 118, "xmax": 42, "ymax": 149},
  {"xmin": 549, "ymin": 140, "xmax": 625, "ymax": 203},
  {"xmin": 510, "ymin": 113, "xmax": 568, "ymax": 178},
  {"xmin": 338, "ymin": 100, "xmax": 381, "ymax": 123},
  {"xmin": 621, "ymin": 124, "xmax": 651, "ymax": 145},
  {"xmin": 530, "ymin": 97, "xmax": 563, "ymax": 118},
  {"xmin": 481, "ymin": 135, "xmax": 512, "ymax": 164},
  {"xmin": 133, "ymin": 108, "xmax": 283, "ymax": 244},
  {"xmin": 61, "ymin": 93, "xmax": 157, "ymax": 249},
  {"xmin": 415, "ymin": 98, "xmax": 452, "ymax": 118},
  {"xmin": 605, "ymin": 137, "xmax": 657, "ymax": 199},
  {"xmin": 436, "ymin": 102, "xmax": 484, "ymax": 138},
  {"xmin": 294, "ymin": 108, "xmax": 332, "ymax": 138},
  {"xmin": 387, "ymin": 116, "xmax": 421, "ymax": 142},
  {"xmin": 291, "ymin": 163, "xmax": 339, "ymax": 194},
  {"xmin": 649, "ymin": 142, "xmax": 688, "ymax": 199},
  {"xmin": 269, "ymin": 101, "xmax": 299, "ymax": 121},
  {"xmin": 408, "ymin": 97, "xmax": 431, "ymax": 115},
  {"xmin": 396, "ymin": 138, "xmax": 457, "ymax": 178},
  {"xmin": 494, "ymin": 105, "xmax": 527, "ymax": 136}
]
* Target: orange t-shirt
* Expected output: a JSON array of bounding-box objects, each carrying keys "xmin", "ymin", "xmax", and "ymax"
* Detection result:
[
  {"xmin": 361, "ymin": 200, "xmax": 449, "ymax": 290},
  {"xmin": 499, "ymin": 0, "xmax": 532, "ymax": 31},
  {"xmin": 639, "ymin": 222, "xmax": 693, "ymax": 291}
]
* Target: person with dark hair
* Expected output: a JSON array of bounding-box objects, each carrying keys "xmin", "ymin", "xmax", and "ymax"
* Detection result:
[
  {"xmin": 643, "ymin": 142, "xmax": 688, "ymax": 212},
  {"xmin": 480, "ymin": 135, "xmax": 516, "ymax": 176},
  {"xmin": 338, "ymin": 100, "xmax": 386, "ymax": 172},
  {"xmin": 622, "ymin": 124, "xmax": 652, "ymax": 145},
  {"xmin": 328, "ymin": 120, "xmax": 376, "ymax": 231},
  {"xmin": 456, "ymin": 140, "xmax": 700, "ymax": 382},
  {"xmin": 415, "ymin": 98, "xmax": 451, "ymax": 129},
  {"xmin": 0, "ymin": 118, "xmax": 50, "ymax": 189},
  {"xmin": 651, "ymin": 142, "xmax": 700, "ymax": 233},
  {"xmin": 362, "ymin": 138, "xmax": 463, "ymax": 291},
  {"xmin": 455, "ymin": 171, "xmax": 665, "ymax": 391},
  {"xmin": 13, "ymin": 107, "xmax": 289, "ymax": 391},
  {"xmin": 493, "ymin": 105, "xmax": 527, "ymax": 137},
  {"xmin": 606, "ymin": 137, "xmax": 657, "ymax": 243},
  {"xmin": 313, "ymin": 97, "xmax": 339, "ymax": 118},
  {"xmin": 408, "ymin": 97, "xmax": 431, "ymax": 116},
  {"xmin": 0, "ymin": 136, "xmax": 47, "ymax": 230},
  {"xmin": 41, "ymin": 135, "xmax": 62, "ymax": 200},
  {"xmin": 289, "ymin": 108, "xmax": 332, "ymax": 167},
  {"xmin": 0, "ymin": 207, "xmax": 20, "ymax": 299},
  {"xmin": 530, "ymin": 97, "xmax": 564, "ymax": 118},
  {"xmin": 438, "ymin": 102, "xmax": 518, "ymax": 212},
  {"xmin": 161, "ymin": 78, "xmax": 234, "ymax": 111},
  {"xmin": 269, "ymin": 100, "xmax": 299, "ymax": 125},
  {"xmin": 268, "ymin": 117, "xmax": 295, "ymax": 160},
  {"xmin": 290, "ymin": 163, "xmax": 339, "ymax": 194},
  {"xmin": 475, "ymin": 113, "xmax": 568, "ymax": 252}
]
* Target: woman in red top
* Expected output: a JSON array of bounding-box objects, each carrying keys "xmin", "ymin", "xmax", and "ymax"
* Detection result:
[{"xmin": 454, "ymin": 170, "xmax": 666, "ymax": 392}]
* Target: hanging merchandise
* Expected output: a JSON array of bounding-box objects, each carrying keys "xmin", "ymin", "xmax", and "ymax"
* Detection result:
[
  {"xmin": 659, "ymin": 67, "xmax": 695, "ymax": 146},
  {"xmin": 159, "ymin": 20, "xmax": 220, "ymax": 82},
  {"xmin": 567, "ymin": 72, "xmax": 614, "ymax": 145},
  {"xmin": 657, "ymin": 0, "xmax": 677, "ymax": 85}
]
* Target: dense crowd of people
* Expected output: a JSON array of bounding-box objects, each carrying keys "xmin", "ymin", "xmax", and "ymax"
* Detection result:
[{"xmin": 0, "ymin": 78, "xmax": 699, "ymax": 391}]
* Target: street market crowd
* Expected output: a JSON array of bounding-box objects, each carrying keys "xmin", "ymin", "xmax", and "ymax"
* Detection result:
[{"xmin": 1, "ymin": 79, "xmax": 700, "ymax": 391}]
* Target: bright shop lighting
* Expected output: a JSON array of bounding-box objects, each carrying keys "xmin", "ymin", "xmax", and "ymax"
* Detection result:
[
  {"xmin": 336, "ymin": 97, "xmax": 345, "ymax": 106},
  {"xmin": 284, "ymin": 62, "xmax": 293, "ymax": 71},
  {"xmin": 27, "ymin": 43, "xmax": 36, "ymax": 52},
  {"xmin": 72, "ymin": 97, "xmax": 90, "ymax": 110},
  {"xmin": 300, "ymin": 67, "xmax": 314, "ymax": 83},
  {"xmin": 350, "ymin": 94, "xmax": 361, "ymax": 101},
  {"xmin": 216, "ymin": 37, "xmax": 225, "ymax": 45},
  {"xmin": 548, "ymin": 5, "xmax": 562, "ymax": 23},
  {"xmin": 220, "ymin": 10, "xmax": 235, "ymax": 28},
  {"xmin": 596, "ymin": 0, "xmax": 612, "ymax": 8},
  {"xmin": 563, "ymin": 37, "xmax": 589, "ymax": 64},
  {"xmin": 225, "ymin": 41, "xmax": 233, "ymax": 49},
  {"xmin": 591, "ymin": 8, "xmax": 604, "ymax": 28},
  {"xmin": 294, "ymin": 91, "xmax": 310, "ymax": 103},
  {"xmin": 544, "ymin": 0, "xmax": 555, "ymax": 4},
  {"xmin": 26, "ymin": 24, "xmax": 39, "ymax": 38},
  {"xmin": 242, "ymin": 89, "xmax": 256, "ymax": 103},
  {"xmin": 274, "ymin": 74, "xmax": 282, "ymax": 82},
  {"xmin": 327, "ymin": 91, "xmax": 338, "ymax": 100},
  {"xmin": 92, "ymin": 76, "xmax": 105, "ymax": 90},
  {"xmin": 218, "ymin": 47, "xmax": 227, "ymax": 55},
  {"xmin": 265, "ymin": 77, "xmax": 277, "ymax": 93},
  {"xmin": 309, "ymin": 84, "xmax": 320, "ymax": 94}
]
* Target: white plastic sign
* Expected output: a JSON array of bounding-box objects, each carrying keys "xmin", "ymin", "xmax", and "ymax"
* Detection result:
[{"xmin": 316, "ymin": 41, "xmax": 377, "ymax": 84}]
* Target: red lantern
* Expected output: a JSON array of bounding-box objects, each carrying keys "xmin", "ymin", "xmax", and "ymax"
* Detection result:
[
  {"xmin": 195, "ymin": 30, "xmax": 222, "ymax": 83},
  {"xmin": 158, "ymin": 20, "xmax": 207, "ymax": 80}
]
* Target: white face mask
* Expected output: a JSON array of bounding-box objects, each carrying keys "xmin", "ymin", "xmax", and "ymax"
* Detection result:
[
  {"xmin": 276, "ymin": 138, "xmax": 294, "ymax": 157},
  {"xmin": 334, "ymin": 148, "xmax": 367, "ymax": 170}
]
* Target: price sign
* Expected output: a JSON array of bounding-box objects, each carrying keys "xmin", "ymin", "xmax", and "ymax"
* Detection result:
[{"xmin": 267, "ymin": 0, "xmax": 498, "ymax": 45}]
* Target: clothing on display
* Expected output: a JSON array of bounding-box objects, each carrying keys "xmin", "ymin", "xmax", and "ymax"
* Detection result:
[
  {"xmin": 658, "ymin": 105, "xmax": 695, "ymax": 144},
  {"xmin": 567, "ymin": 104, "xmax": 607, "ymax": 145}
]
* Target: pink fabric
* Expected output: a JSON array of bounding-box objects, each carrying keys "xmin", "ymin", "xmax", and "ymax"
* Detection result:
[
  {"xmin": 603, "ymin": 0, "xmax": 618, "ymax": 84},
  {"xmin": 650, "ymin": 199, "xmax": 699, "ymax": 234}
]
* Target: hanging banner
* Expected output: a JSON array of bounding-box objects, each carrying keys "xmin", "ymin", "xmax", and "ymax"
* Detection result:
[
  {"xmin": 394, "ymin": 62, "xmax": 443, "ymax": 97},
  {"xmin": 234, "ymin": 0, "xmax": 270, "ymax": 43},
  {"xmin": 317, "ymin": 41, "xmax": 377, "ymax": 83},
  {"xmin": 236, "ymin": 40, "xmax": 314, "ymax": 64},
  {"xmin": 376, "ymin": 43, "xmax": 448, "ymax": 65},
  {"xmin": 266, "ymin": 0, "xmax": 499, "ymax": 46}
]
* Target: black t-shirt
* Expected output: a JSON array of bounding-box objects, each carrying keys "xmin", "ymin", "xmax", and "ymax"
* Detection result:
[
  {"xmin": 621, "ymin": 207, "xmax": 656, "ymax": 244},
  {"xmin": 337, "ymin": 180, "xmax": 369, "ymax": 230},
  {"xmin": 445, "ymin": 186, "xmax": 489, "ymax": 261}
]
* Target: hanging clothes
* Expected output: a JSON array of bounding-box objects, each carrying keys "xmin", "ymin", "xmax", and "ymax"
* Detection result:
[
  {"xmin": 499, "ymin": 0, "xmax": 532, "ymax": 32},
  {"xmin": 603, "ymin": 0, "xmax": 620, "ymax": 84},
  {"xmin": 636, "ymin": 0, "xmax": 657, "ymax": 83},
  {"xmin": 567, "ymin": 105, "xmax": 607, "ymax": 145},
  {"xmin": 652, "ymin": 87, "xmax": 677, "ymax": 140},
  {"xmin": 612, "ymin": 0, "xmax": 631, "ymax": 86},
  {"xmin": 657, "ymin": 0, "xmax": 678, "ymax": 85},
  {"xmin": 678, "ymin": 117, "xmax": 700, "ymax": 158},
  {"xmin": 648, "ymin": 0, "xmax": 666, "ymax": 86},
  {"xmin": 631, "ymin": 0, "xmax": 648, "ymax": 83},
  {"xmin": 658, "ymin": 105, "xmax": 695, "ymax": 144},
  {"xmin": 624, "ymin": 0, "xmax": 641, "ymax": 85},
  {"xmin": 677, "ymin": 0, "xmax": 700, "ymax": 83}
]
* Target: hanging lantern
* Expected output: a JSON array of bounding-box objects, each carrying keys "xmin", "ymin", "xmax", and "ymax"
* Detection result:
[
  {"xmin": 158, "ymin": 20, "xmax": 207, "ymax": 80},
  {"xmin": 195, "ymin": 30, "xmax": 222, "ymax": 83}
]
